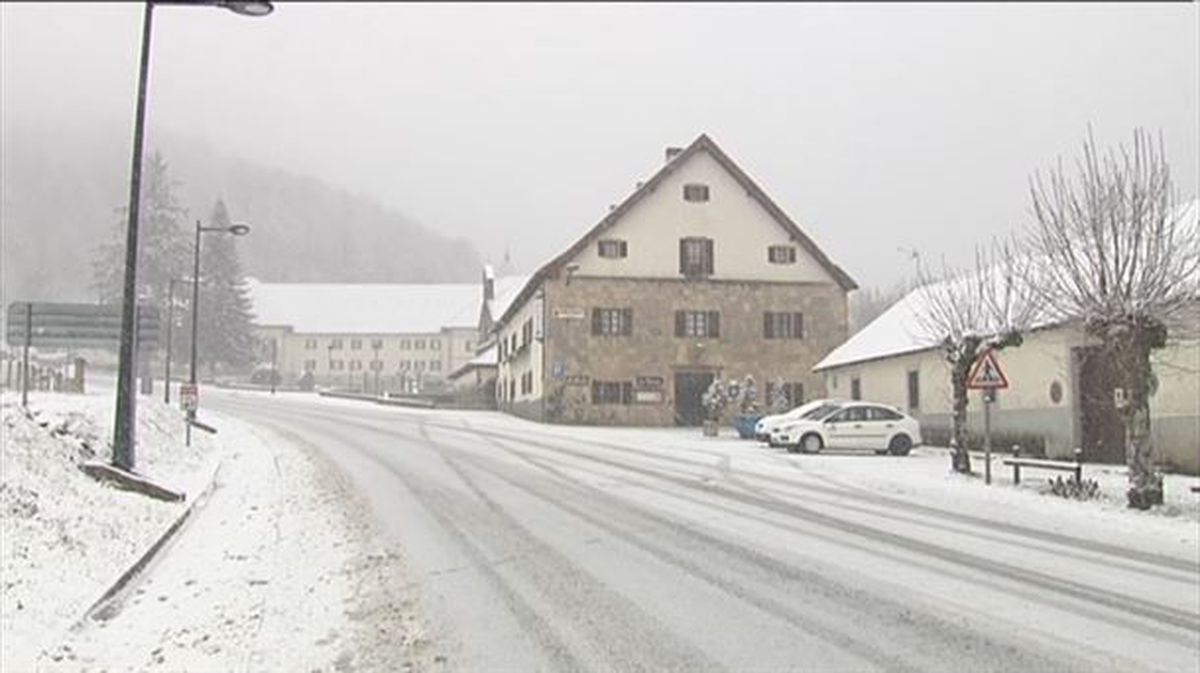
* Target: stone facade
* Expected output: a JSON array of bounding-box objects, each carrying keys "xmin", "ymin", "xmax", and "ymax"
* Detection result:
[{"xmin": 500, "ymin": 275, "xmax": 847, "ymax": 425}]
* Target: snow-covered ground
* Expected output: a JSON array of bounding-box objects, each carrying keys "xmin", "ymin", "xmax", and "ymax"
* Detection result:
[
  {"xmin": 1, "ymin": 387, "xmax": 220, "ymax": 670},
  {"xmin": 1, "ymin": 385, "xmax": 427, "ymax": 672}
]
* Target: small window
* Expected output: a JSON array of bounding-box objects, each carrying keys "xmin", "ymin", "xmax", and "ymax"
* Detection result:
[
  {"xmin": 369, "ymin": 360, "xmax": 383, "ymax": 371},
  {"xmin": 371, "ymin": 339, "xmax": 383, "ymax": 350},
  {"xmin": 415, "ymin": 361, "xmax": 426, "ymax": 371},
  {"xmin": 431, "ymin": 340, "xmax": 441, "ymax": 350},
  {"xmin": 349, "ymin": 360, "xmax": 362, "ymax": 371},
  {"xmin": 399, "ymin": 360, "xmax": 411, "ymax": 371},
  {"xmin": 907, "ymin": 370, "xmax": 920, "ymax": 411},
  {"xmin": 598, "ymin": 239, "xmax": 628, "ymax": 258},
  {"xmin": 401, "ymin": 339, "xmax": 411, "ymax": 350},
  {"xmin": 350, "ymin": 339, "xmax": 362, "ymax": 350},
  {"xmin": 683, "ymin": 183, "xmax": 710, "ymax": 202},
  {"xmin": 674, "ymin": 310, "xmax": 720, "ymax": 338},
  {"xmin": 414, "ymin": 339, "xmax": 426, "ymax": 350},
  {"xmin": 330, "ymin": 339, "xmax": 344, "ymax": 350},
  {"xmin": 768, "ymin": 245, "xmax": 797, "ymax": 264},
  {"xmin": 304, "ymin": 339, "xmax": 318, "ymax": 350},
  {"xmin": 331, "ymin": 360, "xmax": 344, "ymax": 370},
  {"xmin": 851, "ymin": 377, "xmax": 861, "ymax": 401},
  {"xmin": 679, "ymin": 237, "xmax": 714, "ymax": 277},
  {"xmin": 591, "ymin": 308, "xmax": 633, "ymax": 336}
]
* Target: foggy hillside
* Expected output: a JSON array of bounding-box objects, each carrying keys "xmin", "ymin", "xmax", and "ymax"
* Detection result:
[{"xmin": 1, "ymin": 119, "xmax": 482, "ymax": 304}]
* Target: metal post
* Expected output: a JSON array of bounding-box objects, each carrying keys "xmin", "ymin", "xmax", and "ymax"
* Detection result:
[
  {"xmin": 164, "ymin": 280, "xmax": 176, "ymax": 403},
  {"xmin": 270, "ymin": 338, "xmax": 277, "ymax": 394},
  {"xmin": 112, "ymin": 0, "xmax": 154, "ymax": 472},
  {"xmin": 983, "ymin": 389, "xmax": 993, "ymax": 485},
  {"xmin": 186, "ymin": 220, "xmax": 202, "ymax": 449},
  {"xmin": 373, "ymin": 344, "xmax": 380, "ymax": 395},
  {"xmin": 21, "ymin": 303, "xmax": 32, "ymax": 408},
  {"xmin": 1073, "ymin": 447, "xmax": 1083, "ymax": 484},
  {"xmin": 1011, "ymin": 444, "xmax": 1020, "ymax": 484}
]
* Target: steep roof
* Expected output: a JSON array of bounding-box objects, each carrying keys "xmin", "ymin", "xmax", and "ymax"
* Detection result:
[
  {"xmin": 496, "ymin": 133, "xmax": 857, "ymax": 327},
  {"xmin": 246, "ymin": 278, "xmax": 480, "ymax": 334}
]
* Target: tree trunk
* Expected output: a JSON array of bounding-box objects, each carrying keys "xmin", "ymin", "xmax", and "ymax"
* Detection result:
[
  {"xmin": 948, "ymin": 338, "xmax": 980, "ymax": 474},
  {"xmin": 1115, "ymin": 325, "xmax": 1163, "ymax": 510}
]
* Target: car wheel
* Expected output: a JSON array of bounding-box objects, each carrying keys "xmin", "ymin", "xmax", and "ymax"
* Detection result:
[
  {"xmin": 888, "ymin": 434, "xmax": 913, "ymax": 456},
  {"xmin": 801, "ymin": 433, "xmax": 823, "ymax": 454}
]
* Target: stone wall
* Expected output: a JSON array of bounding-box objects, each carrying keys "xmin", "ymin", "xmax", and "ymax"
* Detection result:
[{"xmin": 537, "ymin": 275, "xmax": 848, "ymax": 425}]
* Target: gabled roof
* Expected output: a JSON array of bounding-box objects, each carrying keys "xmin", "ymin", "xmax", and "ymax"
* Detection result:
[
  {"xmin": 246, "ymin": 278, "xmax": 480, "ymax": 334},
  {"xmin": 496, "ymin": 133, "xmax": 857, "ymax": 327}
]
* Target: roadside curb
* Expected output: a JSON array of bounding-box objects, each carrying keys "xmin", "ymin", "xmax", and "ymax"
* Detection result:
[
  {"xmin": 71, "ymin": 456, "xmax": 225, "ymax": 628},
  {"xmin": 318, "ymin": 389, "xmax": 437, "ymax": 409}
]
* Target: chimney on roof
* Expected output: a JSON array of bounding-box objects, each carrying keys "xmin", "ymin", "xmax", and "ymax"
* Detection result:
[
  {"xmin": 665, "ymin": 147, "xmax": 683, "ymax": 163},
  {"xmin": 482, "ymin": 265, "xmax": 495, "ymax": 302}
]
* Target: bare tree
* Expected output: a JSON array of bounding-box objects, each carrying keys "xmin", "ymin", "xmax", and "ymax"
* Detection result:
[
  {"xmin": 913, "ymin": 239, "xmax": 1038, "ymax": 473},
  {"xmin": 1027, "ymin": 128, "xmax": 1199, "ymax": 509}
]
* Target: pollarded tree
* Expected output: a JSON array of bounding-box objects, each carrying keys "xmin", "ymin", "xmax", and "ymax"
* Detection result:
[
  {"xmin": 196, "ymin": 199, "xmax": 257, "ymax": 372},
  {"xmin": 912, "ymin": 239, "xmax": 1038, "ymax": 474},
  {"xmin": 1027, "ymin": 129, "xmax": 1199, "ymax": 509}
]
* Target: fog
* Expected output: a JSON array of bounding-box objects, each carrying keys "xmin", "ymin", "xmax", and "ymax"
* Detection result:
[{"xmin": 3, "ymin": 2, "xmax": 1196, "ymax": 290}]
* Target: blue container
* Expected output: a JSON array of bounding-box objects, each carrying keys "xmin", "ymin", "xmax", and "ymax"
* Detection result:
[{"xmin": 733, "ymin": 414, "xmax": 763, "ymax": 439}]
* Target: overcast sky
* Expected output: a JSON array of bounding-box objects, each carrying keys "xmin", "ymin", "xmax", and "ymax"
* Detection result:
[{"xmin": 3, "ymin": 2, "xmax": 1197, "ymax": 290}]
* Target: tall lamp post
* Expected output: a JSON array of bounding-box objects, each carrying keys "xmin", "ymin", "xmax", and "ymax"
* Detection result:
[
  {"xmin": 186, "ymin": 219, "xmax": 250, "ymax": 445},
  {"xmin": 112, "ymin": 0, "xmax": 273, "ymax": 472},
  {"xmin": 163, "ymin": 277, "xmax": 191, "ymax": 404}
]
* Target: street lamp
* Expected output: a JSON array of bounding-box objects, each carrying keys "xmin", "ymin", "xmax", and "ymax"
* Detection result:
[
  {"xmin": 163, "ymin": 277, "xmax": 191, "ymax": 404},
  {"xmin": 112, "ymin": 0, "xmax": 272, "ymax": 471},
  {"xmin": 186, "ymin": 220, "xmax": 250, "ymax": 445}
]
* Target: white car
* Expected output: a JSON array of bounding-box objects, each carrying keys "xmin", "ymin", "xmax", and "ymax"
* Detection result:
[
  {"xmin": 754, "ymin": 399, "xmax": 842, "ymax": 445},
  {"xmin": 770, "ymin": 401, "xmax": 922, "ymax": 456}
]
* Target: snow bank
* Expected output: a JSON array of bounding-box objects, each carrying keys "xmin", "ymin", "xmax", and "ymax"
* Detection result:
[{"xmin": 0, "ymin": 389, "xmax": 220, "ymax": 670}]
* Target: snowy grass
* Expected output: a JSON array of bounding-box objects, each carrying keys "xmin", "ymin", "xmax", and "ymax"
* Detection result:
[{"xmin": 0, "ymin": 387, "xmax": 220, "ymax": 671}]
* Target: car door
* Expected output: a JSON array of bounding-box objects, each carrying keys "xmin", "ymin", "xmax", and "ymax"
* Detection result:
[
  {"xmin": 824, "ymin": 406, "xmax": 867, "ymax": 448},
  {"xmin": 862, "ymin": 406, "xmax": 899, "ymax": 449}
]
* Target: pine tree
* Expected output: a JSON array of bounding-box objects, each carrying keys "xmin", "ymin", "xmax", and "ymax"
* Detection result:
[
  {"xmin": 196, "ymin": 199, "xmax": 257, "ymax": 372},
  {"xmin": 92, "ymin": 152, "xmax": 190, "ymax": 305}
]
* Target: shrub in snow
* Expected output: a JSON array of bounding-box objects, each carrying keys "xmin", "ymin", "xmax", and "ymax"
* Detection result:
[
  {"xmin": 1046, "ymin": 476, "xmax": 1101, "ymax": 501},
  {"xmin": 738, "ymin": 375, "xmax": 759, "ymax": 414},
  {"xmin": 701, "ymin": 379, "xmax": 729, "ymax": 422}
]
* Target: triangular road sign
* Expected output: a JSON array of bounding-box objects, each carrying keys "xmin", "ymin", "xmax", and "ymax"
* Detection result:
[{"xmin": 967, "ymin": 348, "xmax": 1010, "ymax": 389}]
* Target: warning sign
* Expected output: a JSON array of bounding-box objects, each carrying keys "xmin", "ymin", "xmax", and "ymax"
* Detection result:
[{"xmin": 967, "ymin": 349, "xmax": 1009, "ymax": 390}]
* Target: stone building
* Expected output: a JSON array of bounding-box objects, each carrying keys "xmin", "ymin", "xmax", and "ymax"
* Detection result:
[{"xmin": 493, "ymin": 134, "xmax": 856, "ymax": 425}]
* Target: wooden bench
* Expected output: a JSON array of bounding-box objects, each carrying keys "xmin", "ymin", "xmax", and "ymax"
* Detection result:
[{"xmin": 1003, "ymin": 447, "xmax": 1083, "ymax": 485}]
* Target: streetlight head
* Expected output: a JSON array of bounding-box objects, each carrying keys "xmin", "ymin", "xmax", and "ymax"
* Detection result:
[
  {"xmin": 216, "ymin": 1, "xmax": 274, "ymax": 17},
  {"xmin": 228, "ymin": 224, "xmax": 251, "ymax": 236}
]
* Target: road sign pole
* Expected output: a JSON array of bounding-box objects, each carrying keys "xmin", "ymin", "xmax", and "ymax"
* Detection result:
[
  {"xmin": 22, "ymin": 303, "xmax": 32, "ymax": 408},
  {"xmin": 983, "ymin": 389, "xmax": 993, "ymax": 485}
]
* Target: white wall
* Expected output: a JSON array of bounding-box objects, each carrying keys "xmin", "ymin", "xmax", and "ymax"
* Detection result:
[{"xmin": 569, "ymin": 150, "xmax": 836, "ymax": 284}]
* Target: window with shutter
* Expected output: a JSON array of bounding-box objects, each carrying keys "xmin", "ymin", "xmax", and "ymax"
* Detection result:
[
  {"xmin": 680, "ymin": 237, "xmax": 714, "ymax": 277},
  {"xmin": 593, "ymin": 308, "xmax": 632, "ymax": 336},
  {"xmin": 598, "ymin": 239, "xmax": 628, "ymax": 258}
]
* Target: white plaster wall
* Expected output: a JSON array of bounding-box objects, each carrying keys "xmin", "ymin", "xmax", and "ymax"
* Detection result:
[
  {"xmin": 497, "ymin": 287, "xmax": 544, "ymax": 403},
  {"xmin": 569, "ymin": 150, "xmax": 837, "ymax": 284}
]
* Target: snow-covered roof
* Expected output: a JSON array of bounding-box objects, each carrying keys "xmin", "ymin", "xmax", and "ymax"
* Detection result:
[
  {"xmin": 245, "ymin": 278, "xmax": 481, "ymax": 334},
  {"xmin": 816, "ymin": 197, "xmax": 1199, "ymax": 371},
  {"xmin": 487, "ymin": 275, "xmax": 529, "ymax": 324},
  {"xmin": 448, "ymin": 342, "xmax": 498, "ymax": 379}
]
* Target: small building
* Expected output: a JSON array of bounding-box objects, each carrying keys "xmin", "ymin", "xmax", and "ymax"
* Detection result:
[
  {"xmin": 446, "ymin": 267, "xmax": 528, "ymax": 407},
  {"xmin": 492, "ymin": 133, "xmax": 857, "ymax": 425},
  {"xmin": 247, "ymin": 279, "xmax": 483, "ymax": 394},
  {"xmin": 813, "ymin": 281, "xmax": 1200, "ymax": 474}
]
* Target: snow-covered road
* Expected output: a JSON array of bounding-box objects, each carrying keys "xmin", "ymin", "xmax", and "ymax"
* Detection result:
[{"xmin": 207, "ymin": 390, "xmax": 1198, "ymax": 672}]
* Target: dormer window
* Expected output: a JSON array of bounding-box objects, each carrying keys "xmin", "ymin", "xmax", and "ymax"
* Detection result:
[
  {"xmin": 598, "ymin": 239, "xmax": 628, "ymax": 258},
  {"xmin": 768, "ymin": 245, "xmax": 797, "ymax": 264},
  {"xmin": 683, "ymin": 183, "xmax": 710, "ymax": 202}
]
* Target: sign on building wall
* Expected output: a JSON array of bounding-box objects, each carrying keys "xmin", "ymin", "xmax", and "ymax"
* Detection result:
[
  {"xmin": 553, "ymin": 308, "xmax": 585, "ymax": 320},
  {"xmin": 636, "ymin": 376, "xmax": 664, "ymax": 389},
  {"xmin": 635, "ymin": 390, "xmax": 663, "ymax": 404}
]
